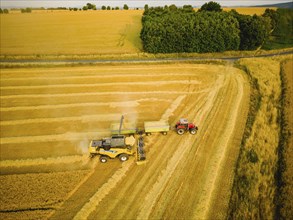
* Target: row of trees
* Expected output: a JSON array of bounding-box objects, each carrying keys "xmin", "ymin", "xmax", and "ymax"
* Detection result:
[
  {"xmin": 0, "ymin": 3, "xmax": 131, "ymax": 13},
  {"xmin": 1, "ymin": 7, "xmax": 69, "ymax": 13},
  {"xmin": 0, "ymin": 8, "xmax": 9, "ymax": 14},
  {"xmin": 140, "ymin": 2, "xmax": 274, "ymax": 53},
  {"xmin": 21, "ymin": 8, "xmax": 32, "ymax": 13},
  {"xmin": 101, "ymin": 4, "xmax": 129, "ymax": 10}
]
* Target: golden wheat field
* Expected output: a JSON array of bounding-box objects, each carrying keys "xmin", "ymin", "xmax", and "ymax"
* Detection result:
[
  {"xmin": 0, "ymin": 10, "xmax": 143, "ymax": 55},
  {"xmin": 0, "ymin": 63, "xmax": 250, "ymax": 219},
  {"xmin": 223, "ymin": 7, "xmax": 275, "ymax": 15}
]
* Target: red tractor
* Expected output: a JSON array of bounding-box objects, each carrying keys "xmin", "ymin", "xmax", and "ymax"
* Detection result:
[{"xmin": 175, "ymin": 118, "xmax": 198, "ymax": 135}]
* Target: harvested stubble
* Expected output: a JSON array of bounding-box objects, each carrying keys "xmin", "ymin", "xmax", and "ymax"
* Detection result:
[
  {"xmin": 1, "ymin": 62, "xmax": 250, "ymax": 220},
  {"xmin": 0, "ymin": 64, "xmax": 216, "ymax": 160}
]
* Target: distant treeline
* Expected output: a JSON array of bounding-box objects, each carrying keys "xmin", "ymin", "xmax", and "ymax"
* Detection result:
[
  {"xmin": 140, "ymin": 2, "xmax": 290, "ymax": 53},
  {"xmin": 0, "ymin": 3, "xmax": 132, "ymax": 13},
  {"xmin": 0, "ymin": 8, "xmax": 9, "ymax": 14}
]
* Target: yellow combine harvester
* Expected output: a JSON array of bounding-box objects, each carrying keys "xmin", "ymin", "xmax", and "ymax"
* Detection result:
[
  {"xmin": 89, "ymin": 116, "xmax": 146, "ymax": 163},
  {"xmin": 88, "ymin": 135, "xmax": 141, "ymax": 163}
]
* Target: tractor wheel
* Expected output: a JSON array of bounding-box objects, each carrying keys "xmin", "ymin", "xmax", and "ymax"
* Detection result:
[
  {"xmin": 177, "ymin": 128, "xmax": 185, "ymax": 135},
  {"xmin": 190, "ymin": 129, "xmax": 197, "ymax": 135},
  {"xmin": 119, "ymin": 154, "xmax": 129, "ymax": 162},
  {"xmin": 100, "ymin": 156, "xmax": 108, "ymax": 163}
]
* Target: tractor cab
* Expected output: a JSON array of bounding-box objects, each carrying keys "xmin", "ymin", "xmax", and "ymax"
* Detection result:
[{"xmin": 178, "ymin": 118, "xmax": 189, "ymax": 125}]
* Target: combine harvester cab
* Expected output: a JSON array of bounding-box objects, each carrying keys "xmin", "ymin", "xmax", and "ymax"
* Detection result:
[{"xmin": 144, "ymin": 121, "xmax": 170, "ymax": 136}]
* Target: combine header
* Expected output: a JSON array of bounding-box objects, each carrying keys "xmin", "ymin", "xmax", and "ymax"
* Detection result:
[{"xmin": 136, "ymin": 134, "xmax": 146, "ymax": 164}]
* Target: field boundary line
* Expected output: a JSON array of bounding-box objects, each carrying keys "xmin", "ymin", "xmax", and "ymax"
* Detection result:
[
  {"xmin": 0, "ymin": 90, "xmax": 208, "ymax": 99},
  {"xmin": 0, "ymin": 113, "xmax": 133, "ymax": 126},
  {"xmin": 0, "ymin": 49, "xmax": 292, "ymax": 65},
  {"xmin": 0, "ymin": 155, "xmax": 89, "ymax": 168},
  {"xmin": 0, "ymin": 80, "xmax": 201, "ymax": 90},
  {"xmin": 0, "ymin": 72, "xmax": 204, "ymax": 81},
  {"xmin": 0, "ymin": 131, "xmax": 109, "ymax": 144},
  {"xmin": 0, "ymin": 98, "xmax": 171, "ymax": 111}
]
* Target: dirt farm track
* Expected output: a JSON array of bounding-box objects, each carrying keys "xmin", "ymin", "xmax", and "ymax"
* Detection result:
[{"xmin": 0, "ymin": 63, "xmax": 250, "ymax": 219}]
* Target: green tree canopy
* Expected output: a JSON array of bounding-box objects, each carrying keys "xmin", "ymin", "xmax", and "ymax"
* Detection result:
[
  {"xmin": 198, "ymin": 1, "xmax": 222, "ymax": 12},
  {"xmin": 262, "ymin": 9, "xmax": 280, "ymax": 31},
  {"xmin": 141, "ymin": 10, "xmax": 240, "ymax": 53},
  {"xmin": 86, "ymin": 3, "xmax": 96, "ymax": 10},
  {"xmin": 140, "ymin": 3, "xmax": 272, "ymax": 53},
  {"xmin": 230, "ymin": 11, "xmax": 271, "ymax": 50}
]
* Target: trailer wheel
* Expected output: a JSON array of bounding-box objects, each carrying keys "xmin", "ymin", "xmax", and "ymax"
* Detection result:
[
  {"xmin": 177, "ymin": 128, "xmax": 185, "ymax": 135},
  {"xmin": 100, "ymin": 156, "xmax": 108, "ymax": 163},
  {"xmin": 119, "ymin": 154, "xmax": 129, "ymax": 162},
  {"xmin": 190, "ymin": 129, "xmax": 197, "ymax": 135}
]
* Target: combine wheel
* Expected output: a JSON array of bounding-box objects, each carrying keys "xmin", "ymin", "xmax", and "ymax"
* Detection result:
[
  {"xmin": 177, "ymin": 128, "xmax": 185, "ymax": 135},
  {"xmin": 162, "ymin": 132, "xmax": 167, "ymax": 135},
  {"xmin": 100, "ymin": 156, "xmax": 108, "ymax": 163},
  {"xmin": 190, "ymin": 129, "xmax": 197, "ymax": 135},
  {"xmin": 119, "ymin": 154, "xmax": 129, "ymax": 162}
]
